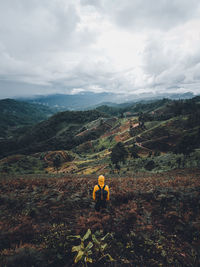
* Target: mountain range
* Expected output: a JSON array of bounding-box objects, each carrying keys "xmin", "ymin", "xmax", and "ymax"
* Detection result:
[{"xmin": 18, "ymin": 91, "xmax": 195, "ymax": 110}]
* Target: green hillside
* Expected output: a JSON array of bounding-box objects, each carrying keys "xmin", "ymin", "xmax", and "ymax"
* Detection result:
[
  {"xmin": 0, "ymin": 96, "xmax": 200, "ymax": 174},
  {"xmin": 0, "ymin": 99, "xmax": 56, "ymax": 138},
  {"xmin": 0, "ymin": 109, "xmax": 106, "ymax": 158}
]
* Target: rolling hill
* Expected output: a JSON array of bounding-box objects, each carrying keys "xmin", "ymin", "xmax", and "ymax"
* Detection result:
[
  {"xmin": 0, "ymin": 99, "xmax": 56, "ymax": 139},
  {"xmin": 0, "ymin": 96, "xmax": 200, "ymax": 175}
]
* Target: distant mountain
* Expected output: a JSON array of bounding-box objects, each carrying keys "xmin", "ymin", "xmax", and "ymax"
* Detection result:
[
  {"xmin": 0, "ymin": 99, "xmax": 56, "ymax": 138},
  {"xmin": 18, "ymin": 91, "xmax": 195, "ymax": 111},
  {"xmin": 165, "ymin": 92, "xmax": 194, "ymax": 99},
  {"xmin": 20, "ymin": 92, "xmax": 117, "ymax": 111}
]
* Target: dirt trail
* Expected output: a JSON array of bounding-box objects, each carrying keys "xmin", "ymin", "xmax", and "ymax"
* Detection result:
[
  {"xmin": 135, "ymin": 135, "xmax": 169, "ymax": 152},
  {"xmin": 135, "ymin": 141, "xmax": 152, "ymax": 151},
  {"xmin": 97, "ymin": 164, "xmax": 107, "ymax": 173}
]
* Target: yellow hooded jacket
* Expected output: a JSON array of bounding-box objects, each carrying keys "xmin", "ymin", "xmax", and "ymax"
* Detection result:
[{"xmin": 93, "ymin": 175, "xmax": 109, "ymax": 201}]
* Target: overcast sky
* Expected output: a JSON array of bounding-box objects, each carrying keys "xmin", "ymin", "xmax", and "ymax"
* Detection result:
[{"xmin": 0, "ymin": 0, "xmax": 200, "ymax": 99}]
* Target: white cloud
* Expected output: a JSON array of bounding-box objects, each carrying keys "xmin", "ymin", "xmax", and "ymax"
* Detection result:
[{"xmin": 0, "ymin": 0, "xmax": 200, "ymax": 98}]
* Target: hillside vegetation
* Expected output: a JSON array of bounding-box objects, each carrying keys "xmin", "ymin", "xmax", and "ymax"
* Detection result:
[
  {"xmin": 0, "ymin": 99, "xmax": 56, "ymax": 139},
  {"xmin": 0, "ymin": 96, "xmax": 200, "ymax": 174}
]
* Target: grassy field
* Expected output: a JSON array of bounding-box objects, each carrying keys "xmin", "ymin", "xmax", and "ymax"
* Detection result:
[{"xmin": 0, "ymin": 169, "xmax": 200, "ymax": 266}]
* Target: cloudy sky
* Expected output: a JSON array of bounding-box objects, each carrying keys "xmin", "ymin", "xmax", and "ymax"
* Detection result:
[{"xmin": 1, "ymin": 0, "xmax": 200, "ymax": 99}]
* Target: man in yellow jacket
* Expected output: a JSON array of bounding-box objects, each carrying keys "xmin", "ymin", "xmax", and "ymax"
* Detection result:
[{"xmin": 93, "ymin": 175, "xmax": 109, "ymax": 212}]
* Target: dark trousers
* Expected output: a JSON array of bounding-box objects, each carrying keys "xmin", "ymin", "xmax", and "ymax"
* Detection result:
[{"xmin": 95, "ymin": 200, "xmax": 107, "ymax": 212}]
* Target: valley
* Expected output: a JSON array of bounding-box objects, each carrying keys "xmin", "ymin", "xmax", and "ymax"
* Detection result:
[{"xmin": 0, "ymin": 96, "xmax": 200, "ymax": 175}]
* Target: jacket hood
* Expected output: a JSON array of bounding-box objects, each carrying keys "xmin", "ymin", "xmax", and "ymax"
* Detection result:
[{"xmin": 98, "ymin": 175, "xmax": 105, "ymax": 187}]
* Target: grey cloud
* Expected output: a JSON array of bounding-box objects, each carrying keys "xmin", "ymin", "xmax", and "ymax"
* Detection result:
[
  {"xmin": 80, "ymin": 0, "xmax": 101, "ymax": 7},
  {"xmin": 114, "ymin": 0, "xmax": 199, "ymax": 30},
  {"xmin": 0, "ymin": 0, "xmax": 200, "ymax": 99},
  {"xmin": 0, "ymin": 0, "xmax": 99, "ymax": 91},
  {"xmin": 81, "ymin": 0, "xmax": 200, "ymax": 30},
  {"xmin": 142, "ymin": 36, "xmax": 200, "ymax": 93},
  {"xmin": 79, "ymin": 0, "xmax": 200, "ymax": 95},
  {"xmin": 0, "ymin": 80, "xmax": 55, "ymax": 99},
  {"xmin": 0, "ymin": 0, "xmax": 80, "ymax": 58},
  {"xmin": 143, "ymin": 37, "xmax": 172, "ymax": 76}
]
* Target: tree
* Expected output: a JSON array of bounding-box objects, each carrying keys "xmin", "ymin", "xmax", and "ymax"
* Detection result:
[
  {"xmin": 138, "ymin": 112, "xmax": 145, "ymax": 128},
  {"xmin": 111, "ymin": 142, "xmax": 128, "ymax": 168},
  {"xmin": 120, "ymin": 112, "xmax": 124, "ymax": 118},
  {"xmin": 176, "ymin": 157, "xmax": 182, "ymax": 168},
  {"xmin": 154, "ymin": 150, "xmax": 161, "ymax": 157},
  {"xmin": 174, "ymin": 135, "xmax": 195, "ymax": 156},
  {"xmin": 129, "ymin": 144, "xmax": 140, "ymax": 158},
  {"xmin": 145, "ymin": 160, "xmax": 155, "ymax": 171},
  {"xmin": 129, "ymin": 125, "xmax": 135, "ymax": 137},
  {"xmin": 53, "ymin": 155, "xmax": 61, "ymax": 173}
]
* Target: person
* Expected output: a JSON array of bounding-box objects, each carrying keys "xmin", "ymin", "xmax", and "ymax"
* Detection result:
[{"xmin": 93, "ymin": 175, "xmax": 109, "ymax": 212}]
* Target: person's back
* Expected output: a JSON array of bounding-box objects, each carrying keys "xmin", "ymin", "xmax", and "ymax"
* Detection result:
[{"xmin": 93, "ymin": 175, "xmax": 109, "ymax": 212}]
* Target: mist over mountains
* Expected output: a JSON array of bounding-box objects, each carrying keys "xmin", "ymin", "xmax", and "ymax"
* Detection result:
[{"xmin": 18, "ymin": 91, "xmax": 195, "ymax": 111}]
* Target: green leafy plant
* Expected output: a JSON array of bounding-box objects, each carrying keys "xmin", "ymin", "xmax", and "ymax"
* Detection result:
[
  {"xmin": 71, "ymin": 229, "xmax": 114, "ymax": 266},
  {"xmin": 71, "ymin": 229, "xmax": 93, "ymax": 265},
  {"xmin": 91, "ymin": 232, "xmax": 114, "ymax": 262}
]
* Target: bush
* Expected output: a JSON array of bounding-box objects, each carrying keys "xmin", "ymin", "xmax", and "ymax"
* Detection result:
[
  {"xmin": 3, "ymin": 247, "xmax": 46, "ymax": 267},
  {"xmin": 145, "ymin": 160, "xmax": 156, "ymax": 171}
]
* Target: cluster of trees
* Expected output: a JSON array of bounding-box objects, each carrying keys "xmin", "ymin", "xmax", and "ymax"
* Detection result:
[
  {"xmin": 134, "ymin": 97, "xmax": 200, "ymax": 123},
  {"xmin": 111, "ymin": 142, "xmax": 128, "ymax": 169},
  {"xmin": 110, "ymin": 142, "xmax": 140, "ymax": 169},
  {"xmin": 110, "ymin": 141, "xmax": 158, "ymax": 172},
  {"xmin": 169, "ymin": 98, "xmax": 200, "ymax": 116},
  {"xmin": 126, "ymin": 98, "xmax": 170, "ymax": 114},
  {"xmin": 187, "ymin": 111, "xmax": 200, "ymax": 128},
  {"xmin": 53, "ymin": 155, "xmax": 61, "ymax": 173},
  {"xmin": 174, "ymin": 128, "xmax": 200, "ymax": 155}
]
